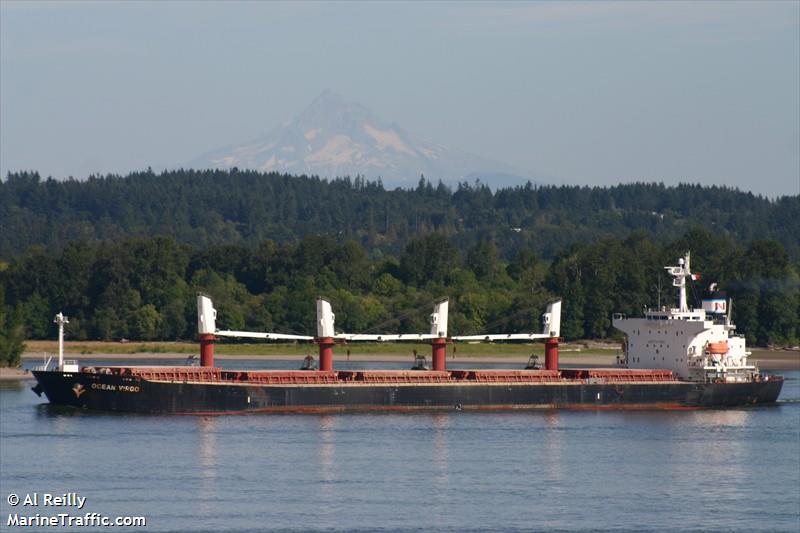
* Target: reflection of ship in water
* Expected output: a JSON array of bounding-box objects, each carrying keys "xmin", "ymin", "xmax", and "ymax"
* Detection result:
[
  {"xmin": 32, "ymin": 254, "xmax": 782, "ymax": 413},
  {"xmin": 198, "ymin": 417, "xmax": 217, "ymax": 470},
  {"xmin": 430, "ymin": 412, "xmax": 451, "ymax": 530},
  {"xmin": 318, "ymin": 415, "xmax": 336, "ymax": 486},
  {"xmin": 543, "ymin": 412, "xmax": 563, "ymax": 485},
  {"xmin": 197, "ymin": 417, "xmax": 218, "ymax": 518},
  {"xmin": 316, "ymin": 414, "xmax": 338, "ymax": 524},
  {"xmin": 431, "ymin": 413, "xmax": 450, "ymax": 486},
  {"xmin": 51, "ymin": 416, "xmax": 72, "ymax": 467},
  {"xmin": 689, "ymin": 409, "xmax": 751, "ymax": 429},
  {"xmin": 685, "ymin": 410, "xmax": 750, "ymax": 484}
]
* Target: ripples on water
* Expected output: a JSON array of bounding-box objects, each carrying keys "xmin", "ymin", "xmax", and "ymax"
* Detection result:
[{"xmin": 1, "ymin": 361, "xmax": 798, "ymax": 533}]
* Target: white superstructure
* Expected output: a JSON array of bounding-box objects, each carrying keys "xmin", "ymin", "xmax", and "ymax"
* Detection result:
[{"xmin": 612, "ymin": 252, "xmax": 757, "ymax": 383}]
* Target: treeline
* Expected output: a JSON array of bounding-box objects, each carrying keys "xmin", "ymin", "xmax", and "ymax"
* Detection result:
[
  {"xmin": 0, "ymin": 285, "xmax": 25, "ymax": 367},
  {"xmin": 2, "ymin": 170, "xmax": 798, "ymax": 261},
  {"xmin": 1, "ymin": 229, "xmax": 797, "ymax": 363}
]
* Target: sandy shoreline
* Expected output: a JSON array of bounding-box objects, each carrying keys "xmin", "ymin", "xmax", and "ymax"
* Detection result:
[{"xmin": 0, "ymin": 367, "xmax": 34, "ymax": 381}]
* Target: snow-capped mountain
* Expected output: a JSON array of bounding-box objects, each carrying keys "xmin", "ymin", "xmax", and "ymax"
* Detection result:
[{"xmin": 189, "ymin": 91, "xmax": 537, "ymax": 189}]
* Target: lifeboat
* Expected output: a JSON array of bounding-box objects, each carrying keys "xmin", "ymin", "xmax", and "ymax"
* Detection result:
[{"xmin": 707, "ymin": 342, "xmax": 729, "ymax": 355}]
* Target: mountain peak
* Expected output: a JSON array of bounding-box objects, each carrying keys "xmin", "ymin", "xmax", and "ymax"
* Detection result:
[
  {"xmin": 311, "ymin": 90, "xmax": 346, "ymax": 106},
  {"xmin": 298, "ymin": 91, "xmax": 375, "ymax": 134},
  {"xmin": 190, "ymin": 94, "xmax": 536, "ymax": 188},
  {"xmin": 305, "ymin": 90, "xmax": 351, "ymax": 116}
]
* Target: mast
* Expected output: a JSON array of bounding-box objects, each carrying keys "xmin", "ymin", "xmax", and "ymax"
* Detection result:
[
  {"xmin": 54, "ymin": 312, "xmax": 68, "ymax": 371},
  {"xmin": 665, "ymin": 252, "xmax": 695, "ymax": 312}
]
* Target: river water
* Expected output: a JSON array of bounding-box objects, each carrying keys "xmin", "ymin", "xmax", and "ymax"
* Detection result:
[{"xmin": 1, "ymin": 360, "xmax": 798, "ymax": 533}]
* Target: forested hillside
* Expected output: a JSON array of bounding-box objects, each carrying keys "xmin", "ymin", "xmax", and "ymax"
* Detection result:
[
  {"xmin": 1, "ymin": 230, "xmax": 797, "ymax": 351},
  {"xmin": 2, "ymin": 170, "xmax": 798, "ymax": 260},
  {"xmin": 1, "ymin": 170, "xmax": 797, "ymax": 360}
]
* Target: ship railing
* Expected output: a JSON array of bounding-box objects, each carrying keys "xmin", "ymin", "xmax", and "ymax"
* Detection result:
[
  {"xmin": 128, "ymin": 367, "xmax": 223, "ymax": 382},
  {"xmin": 449, "ymin": 370, "xmax": 561, "ymax": 383},
  {"xmin": 81, "ymin": 366, "xmax": 126, "ymax": 375},
  {"xmin": 339, "ymin": 370, "xmax": 453, "ymax": 383},
  {"xmin": 33, "ymin": 354, "xmax": 53, "ymax": 371},
  {"xmin": 228, "ymin": 371, "xmax": 339, "ymax": 385},
  {"xmin": 561, "ymin": 369, "xmax": 675, "ymax": 382}
]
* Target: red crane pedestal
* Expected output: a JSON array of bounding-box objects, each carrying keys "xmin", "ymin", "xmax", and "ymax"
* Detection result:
[
  {"xmin": 545, "ymin": 337, "xmax": 560, "ymax": 371},
  {"xmin": 318, "ymin": 337, "xmax": 335, "ymax": 372},
  {"xmin": 199, "ymin": 334, "xmax": 216, "ymax": 367},
  {"xmin": 432, "ymin": 337, "xmax": 447, "ymax": 372}
]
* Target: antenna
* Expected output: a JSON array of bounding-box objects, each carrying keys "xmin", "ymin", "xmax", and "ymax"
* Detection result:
[{"xmin": 653, "ymin": 275, "xmax": 663, "ymax": 309}]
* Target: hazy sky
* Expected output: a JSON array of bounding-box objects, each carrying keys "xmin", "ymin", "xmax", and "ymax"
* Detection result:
[{"xmin": 1, "ymin": 1, "xmax": 798, "ymax": 196}]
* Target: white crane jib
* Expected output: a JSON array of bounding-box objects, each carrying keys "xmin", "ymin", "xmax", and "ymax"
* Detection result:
[
  {"xmin": 451, "ymin": 299, "xmax": 561, "ymax": 342},
  {"xmin": 196, "ymin": 296, "xmax": 561, "ymax": 344},
  {"xmin": 196, "ymin": 295, "xmax": 446, "ymax": 342},
  {"xmin": 330, "ymin": 298, "xmax": 450, "ymax": 342},
  {"xmin": 198, "ymin": 294, "xmax": 314, "ymax": 341}
]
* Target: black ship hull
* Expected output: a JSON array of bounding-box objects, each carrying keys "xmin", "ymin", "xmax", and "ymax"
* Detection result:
[{"xmin": 31, "ymin": 370, "xmax": 784, "ymax": 414}]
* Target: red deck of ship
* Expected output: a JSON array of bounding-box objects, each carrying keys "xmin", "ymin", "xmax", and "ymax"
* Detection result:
[{"xmin": 89, "ymin": 366, "xmax": 678, "ymax": 384}]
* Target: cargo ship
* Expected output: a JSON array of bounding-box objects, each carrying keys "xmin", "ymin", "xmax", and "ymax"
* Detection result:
[{"xmin": 31, "ymin": 253, "xmax": 783, "ymax": 413}]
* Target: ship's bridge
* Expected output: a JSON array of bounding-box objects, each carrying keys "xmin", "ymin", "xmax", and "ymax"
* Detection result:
[
  {"xmin": 612, "ymin": 313, "xmax": 711, "ymax": 344},
  {"xmin": 644, "ymin": 308, "xmax": 707, "ymax": 323},
  {"xmin": 614, "ymin": 308, "xmax": 711, "ymax": 338}
]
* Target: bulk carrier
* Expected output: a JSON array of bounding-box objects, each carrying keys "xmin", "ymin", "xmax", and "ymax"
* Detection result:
[{"xmin": 31, "ymin": 254, "xmax": 783, "ymax": 413}]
